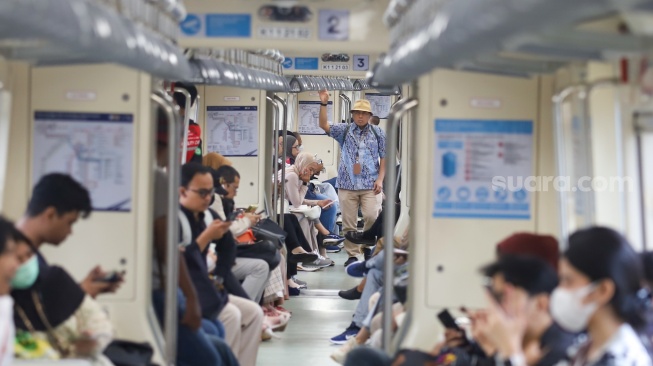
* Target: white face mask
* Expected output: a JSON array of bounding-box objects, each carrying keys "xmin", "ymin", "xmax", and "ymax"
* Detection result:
[
  {"xmin": 550, "ymin": 283, "xmax": 598, "ymax": 332},
  {"xmin": 297, "ymin": 145, "xmax": 304, "ymax": 152}
]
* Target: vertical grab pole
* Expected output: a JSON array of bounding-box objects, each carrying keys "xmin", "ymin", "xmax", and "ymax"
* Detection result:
[
  {"xmin": 382, "ymin": 97, "xmax": 418, "ymax": 354},
  {"xmin": 274, "ymin": 94, "xmax": 288, "ymax": 228},
  {"xmin": 339, "ymin": 94, "xmax": 351, "ymax": 123},
  {"xmin": 151, "ymin": 92, "xmax": 181, "ymax": 365},
  {"xmin": 173, "ymin": 88, "xmax": 191, "ymax": 164},
  {"xmin": 266, "ymin": 96, "xmax": 280, "ymax": 223},
  {"xmin": 552, "ymin": 86, "xmax": 576, "ymax": 250}
]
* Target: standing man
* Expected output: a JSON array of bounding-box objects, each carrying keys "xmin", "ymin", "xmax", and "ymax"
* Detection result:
[{"xmin": 319, "ymin": 90, "xmax": 386, "ymax": 266}]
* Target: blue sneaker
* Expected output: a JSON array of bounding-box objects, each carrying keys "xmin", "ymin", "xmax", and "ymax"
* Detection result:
[
  {"xmin": 345, "ymin": 260, "xmax": 367, "ymax": 278},
  {"xmin": 325, "ymin": 245, "xmax": 341, "ymax": 253},
  {"xmin": 323, "ymin": 233, "xmax": 345, "ymax": 244},
  {"xmin": 330, "ymin": 323, "xmax": 360, "ymax": 345}
]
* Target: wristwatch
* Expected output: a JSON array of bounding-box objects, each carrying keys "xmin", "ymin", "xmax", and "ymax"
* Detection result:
[{"xmin": 320, "ymin": 103, "xmax": 328, "ymax": 106}]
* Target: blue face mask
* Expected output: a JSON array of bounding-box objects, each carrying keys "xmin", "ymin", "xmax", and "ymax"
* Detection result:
[{"xmin": 11, "ymin": 256, "xmax": 39, "ymax": 289}]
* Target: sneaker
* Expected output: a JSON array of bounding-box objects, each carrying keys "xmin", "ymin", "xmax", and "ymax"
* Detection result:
[
  {"xmin": 331, "ymin": 337, "xmax": 362, "ymax": 364},
  {"xmin": 317, "ymin": 254, "xmax": 335, "ymax": 267},
  {"xmin": 338, "ymin": 286, "xmax": 362, "ymax": 300},
  {"xmin": 303, "ymin": 257, "xmax": 332, "ymax": 269},
  {"xmin": 338, "ymin": 242, "xmax": 345, "ymax": 248},
  {"xmin": 325, "ymin": 245, "xmax": 341, "ymax": 253},
  {"xmin": 292, "ymin": 276, "xmax": 307, "ymax": 288},
  {"xmin": 330, "ymin": 322, "xmax": 361, "ymax": 345},
  {"xmin": 344, "ymin": 256, "xmax": 358, "ymax": 267},
  {"xmin": 345, "ymin": 261, "xmax": 367, "ymax": 278},
  {"xmin": 297, "ymin": 264, "xmax": 320, "ymax": 272},
  {"xmin": 345, "ymin": 231, "xmax": 376, "ymax": 246},
  {"xmin": 323, "ymin": 233, "xmax": 345, "ymax": 244}
]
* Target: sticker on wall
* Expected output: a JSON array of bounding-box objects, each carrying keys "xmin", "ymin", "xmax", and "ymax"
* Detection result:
[
  {"xmin": 364, "ymin": 93, "xmax": 392, "ymax": 119},
  {"xmin": 295, "ymin": 57, "xmax": 319, "ymax": 70},
  {"xmin": 282, "ymin": 57, "xmax": 294, "ymax": 69},
  {"xmin": 257, "ymin": 26, "xmax": 311, "ymax": 39},
  {"xmin": 353, "ymin": 55, "xmax": 370, "ymax": 71},
  {"xmin": 206, "ymin": 106, "xmax": 258, "ymax": 156},
  {"xmin": 258, "ymin": 5, "xmax": 313, "ymax": 22},
  {"xmin": 298, "ymin": 101, "xmax": 333, "ymax": 135},
  {"xmin": 432, "ymin": 119, "xmax": 533, "ymax": 220},
  {"xmin": 319, "ymin": 10, "xmax": 349, "ymax": 40},
  {"xmin": 32, "ymin": 111, "xmax": 134, "ymax": 211},
  {"xmin": 180, "ymin": 14, "xmax": 203, "ymax": 36},
  {"xmin": 206, "ymin": 14, "xmax": 251, "ymax": 37}
]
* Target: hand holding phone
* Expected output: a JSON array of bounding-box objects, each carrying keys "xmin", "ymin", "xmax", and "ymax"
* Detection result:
[
  {"xmin": 226, "ymin": 211, "xmax": 239, "ymax": 221},
  {"xmin": 437, "ymin": 309, "xmax": 461, "ymax": 331},
  {"xmin": 95, "ymin": 270, "xmax": 125, "ymax": 283}
]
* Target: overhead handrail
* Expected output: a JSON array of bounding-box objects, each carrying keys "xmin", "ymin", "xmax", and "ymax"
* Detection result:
[
  {"xmin": 382, "ymin": 97, "xmax": 419, "ymax": 354},
  {"xmin": 266, "ymin": 96, "xmax": 280, "ymax": 223},
  {"xmin": 150, "ymin": 91, "xmax": 181, "ymax": 365},
  {"xmin": 273, "ymin": 95, "xmax": 288, "ymax": 228},
  {"xmin": 173, "ymin": 88, "xmax": 191, "ymax": 164},
  {"xmin": 370, "ymin": 0, "xmax": 650, "ymax": 86},
  {"xmin": 0, "ymin": 0, "xmax": 193, "ymax": 81}
]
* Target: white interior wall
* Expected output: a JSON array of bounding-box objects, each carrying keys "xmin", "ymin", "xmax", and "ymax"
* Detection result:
[
  {"xmin": 2, "ymin": 63, "xmax": 162, "ymax": 361},
  {"xmin": 401, "ymin": 69, "xmax": 555, "ymax": 351}
]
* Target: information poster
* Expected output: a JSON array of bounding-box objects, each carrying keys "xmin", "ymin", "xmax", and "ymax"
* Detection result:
[
  {"xmin": 433, "ymin": 119, "xmax": 533, "ymax": 220},
  {"xmin": 32, "ymin": 111, "xmax": 134, "ymax": 211},
  {"xmin": 206, "ymin": 106, "xmax": 259, "ymax": 156},
  {"xmin": 365, "ymin": 93, "xmax": 392, "ymax": 119},
  {"xmin": 298, "ymin": 101, "xmax": 333, "ymax": 135}
]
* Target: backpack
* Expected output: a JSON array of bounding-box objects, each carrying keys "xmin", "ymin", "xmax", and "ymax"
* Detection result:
[{"xmin": 343, "ymin": 123, "xmax": 382, "ymax": 154}]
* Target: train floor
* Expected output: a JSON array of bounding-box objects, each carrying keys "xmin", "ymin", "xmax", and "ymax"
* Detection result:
[{"xmin": 258, "ymin": 249, "xmax": 361, "ymax": 366}]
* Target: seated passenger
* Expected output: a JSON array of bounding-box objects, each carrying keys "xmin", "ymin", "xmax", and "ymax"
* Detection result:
[
  {"xmin": 0, "ymin": 217, "xmax": 20, "ymax": 366},
  {"xmin": 280, "ymin": 152, "xmax": 337, "ymax": 265},
  {"xmin": 153, "ymin": 113, "xmax": 239, "ymax": 366},
  {"xmin": 179, "ymin": 163, "xmax": 263, "ymax": 366},
  {"xmin": 482, "ymin": 227, "xmax": 652, "ymax": 366},
  {"xmin": 12, "ymin": 236, "xmax": 114, "ymax": 364},
  {"xmin": 213, "ymin": 165, "xmax": 270, "ymax": 304},
  {"xmin": 7, "ymin": 176, "xmax": 119, "ymax": 364}
]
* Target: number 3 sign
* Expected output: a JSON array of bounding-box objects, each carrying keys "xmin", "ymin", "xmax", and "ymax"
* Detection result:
[{"xmin": 319, "ymin": 10, "xmax": 349, "ymax": 40}]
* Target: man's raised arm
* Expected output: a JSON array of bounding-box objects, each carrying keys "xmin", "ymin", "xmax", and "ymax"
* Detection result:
[{"xmin": 319, "ymin": 90, "xmax": 330, "ymax": 135}]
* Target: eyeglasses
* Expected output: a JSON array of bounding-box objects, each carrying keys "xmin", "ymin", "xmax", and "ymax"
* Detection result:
[{"xmin": 189, "ymin": 188, "xmax": 215, "ymax": 198}]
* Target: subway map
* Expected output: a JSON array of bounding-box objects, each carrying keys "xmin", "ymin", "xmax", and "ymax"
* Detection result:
[{"xmin": 206, "ymin": 106, "xmax": 259, "ymax": 156}]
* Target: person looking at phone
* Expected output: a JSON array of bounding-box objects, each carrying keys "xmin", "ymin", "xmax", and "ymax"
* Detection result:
[
  {"xmin": 318, "ymin": 90, "xmax": 386, "ymax": 267},
  {"xmin": 14, "ymin": 173, "xmax": 123, "ymax": 298},
  {"xmin": 280, "ymin": 152, "xmax": 340, "ymax": 264},
  {"xmin": 11, "ymin": 230, "xmax": 115, "ymax": 363},
  {"xmin": 179, "ymin": 162, "xmax": 264, "ymax": 366},
  {"xmin": 212, "ymin": 165, "xmax": 270, "ymax": 305},
  {"xmin": 0, "ymin": 217, "xmax": 20, "ymax": 366}
]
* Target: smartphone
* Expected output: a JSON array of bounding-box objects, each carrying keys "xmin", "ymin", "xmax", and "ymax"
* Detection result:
[
  {"xmin": 226, "ymin": 211, "xmax": 239, "ymax": 221},
  {"xmin": 437, "ymin": 309, "xmax": 461, "ymax": 331},
  {"xmin": 96, "ymin": 270, "xmax": 124, "ymax": 283}
]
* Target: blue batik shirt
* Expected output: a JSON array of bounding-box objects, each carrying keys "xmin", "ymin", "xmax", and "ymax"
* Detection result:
[{"xmin": 329, "ymin": 123, "xmax": 386, "ymax": 191}]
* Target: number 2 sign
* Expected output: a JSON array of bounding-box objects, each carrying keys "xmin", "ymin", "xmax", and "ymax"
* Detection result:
[{"xmin": 319, "ymin": 10, "xmax": 349, "ymax": 40}]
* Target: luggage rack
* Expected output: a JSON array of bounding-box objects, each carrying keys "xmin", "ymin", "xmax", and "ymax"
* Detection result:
[
  {"xmin": 0, "ymin": 0, "xmax": 192, "ymax": 80},
  {"xmin": 369, "ymin": 0, "xmax": 653, "ymax": 86}
]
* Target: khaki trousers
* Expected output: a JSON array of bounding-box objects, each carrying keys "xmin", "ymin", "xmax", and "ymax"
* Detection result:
[
  {"xmin": 218, "ymin": 295, "xmax": 263, "ymax": 366},
  {"xmin": 338, "ymin": 189, "xmax": 381, "ymax": 258}
]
